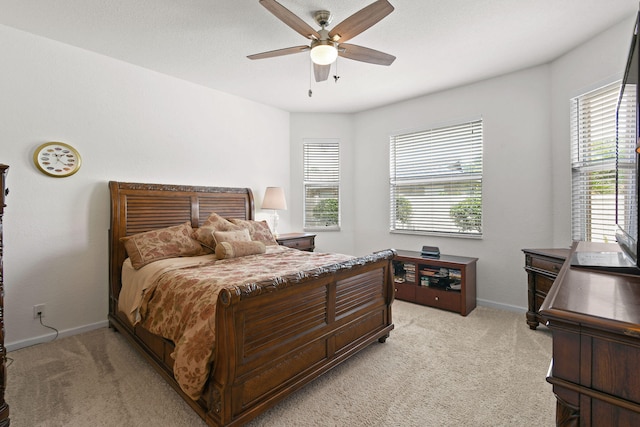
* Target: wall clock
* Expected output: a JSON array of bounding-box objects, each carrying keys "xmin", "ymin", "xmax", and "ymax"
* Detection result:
[{"xmin": 33, "ymin": 142, "xmax": 82, "ymax": 177}]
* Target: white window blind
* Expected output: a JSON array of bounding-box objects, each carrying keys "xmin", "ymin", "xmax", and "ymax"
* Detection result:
[
  {"xmin": 303, "ymin": 140, "xmax": 340, "ymax": 230},
  {"xmin": 617, "ymin": 80, "xmax": 638, "ymax": 245},
  {"xmin": 390, "ymin": 119, "xmax": 483, "ymax": 236},
  {"xmin": 570, "ymin": 81, "xmax": 635, "ymax": 243}
]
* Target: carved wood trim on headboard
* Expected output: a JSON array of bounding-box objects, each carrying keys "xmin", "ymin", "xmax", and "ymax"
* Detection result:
[{"xmin": 108, "ymin": 181, "xmax": 255, "ymax": 316}]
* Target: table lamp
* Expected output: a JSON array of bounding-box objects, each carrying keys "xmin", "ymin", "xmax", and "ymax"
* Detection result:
[{"xmin": 262, "ymin": 187, "xmax": 287, "ymax": 236}]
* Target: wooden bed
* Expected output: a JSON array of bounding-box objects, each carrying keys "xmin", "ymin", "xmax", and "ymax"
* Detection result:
[{"xmin": 108, "ymin": 181, "xmax": 396, "ymax": 426}]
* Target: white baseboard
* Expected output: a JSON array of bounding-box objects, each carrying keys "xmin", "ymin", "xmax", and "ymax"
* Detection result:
[
  {"xmin": 477, "ymin": 298, "xmax": 526, "ymax": 314},
  {"xmin": 6, "ymin": 320, "xmax": 109, "ymax": 352}
]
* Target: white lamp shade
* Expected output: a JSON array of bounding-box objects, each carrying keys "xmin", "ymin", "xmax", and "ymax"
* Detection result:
[
  {"xmin": 310, "ymin": 44, "xmax": 338, "ymax": 65},
  {"xmin": 262, "ymin": 187, "xmax": 287, "ymax": 210}
]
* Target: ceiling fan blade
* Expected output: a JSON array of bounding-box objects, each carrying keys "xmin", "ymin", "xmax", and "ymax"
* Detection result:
[
  {"xmin": 247, "ymin": 45, "xmax": 309, "ymax": 60},
  {"xmin": 259, "ymin": 0, "xmax": 320, "ymax": 40},
  {"xmin": 314, "ymin": 63, "xmax": 331, "ymax": 82},
  {"xmin": 328, "ymin": 0, "xmax": 394, "ymax": 43},
  {"xmin": 338, "ymin": 43, "xmax": 395, "ymax": 66}
]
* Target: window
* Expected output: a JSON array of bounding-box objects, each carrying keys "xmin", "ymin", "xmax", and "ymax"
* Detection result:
[
  {"xmin": 390, "ymin": 119, "xmax": 483, "ymax": 237},
  {"xmin": 571, "ymin": 81, "xmax": 635, "ymax": 243},
  {"xmin": 303, "ymin": 140, "xmax": 340, "ymax": 230}
]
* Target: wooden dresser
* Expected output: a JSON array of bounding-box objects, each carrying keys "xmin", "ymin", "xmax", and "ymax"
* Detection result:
[
  {"xmin": 0, "ymin": 164, "xmax": 9, "ymax": 426},
  {"xmin": 522, "ymin": 248, "xmax": 569, "ymax": 330},
  {"xmin": 540, "ymin": 241, "xmax": 640, "ymax": 426}
]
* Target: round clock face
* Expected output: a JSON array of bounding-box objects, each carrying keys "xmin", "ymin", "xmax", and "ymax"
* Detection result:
[{"xmin": 33, "ymin": 142, "xmax": 82, "ymax": 177}]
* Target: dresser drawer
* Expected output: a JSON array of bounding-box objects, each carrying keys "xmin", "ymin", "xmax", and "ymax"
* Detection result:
[
  {"xmin": 534, "ymin": 273, "xmax": 556, "ymax": 295},
  {"xmin": 528, "ymin": 256, "xmax": 563, "ymax": 276},
  {"xmin": 280, "ymin": 237, "xmax": 314, "ymax": 250},
  {"xmin": 415, "ymin": 286, "xmax": 460, "ymax": 313},
  {"xmin": 394, "ymin": 281, "xmax": 416, "ymax": 301}
]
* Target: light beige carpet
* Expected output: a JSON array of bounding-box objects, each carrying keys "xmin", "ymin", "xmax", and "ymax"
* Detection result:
[{"xmin": 6, "ymin": 301, "xmax": 555, "ymax": 426}]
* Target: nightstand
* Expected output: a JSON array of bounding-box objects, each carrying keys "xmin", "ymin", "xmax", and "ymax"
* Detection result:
[{"xmin": 276, "ymin": 232, "xmax": 316, "ymax": 252}]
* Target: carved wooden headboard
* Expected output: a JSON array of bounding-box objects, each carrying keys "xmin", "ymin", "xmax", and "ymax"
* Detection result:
[{"xmin": 108, "ymin": 181, "xmax": 254, "ymax": 314}]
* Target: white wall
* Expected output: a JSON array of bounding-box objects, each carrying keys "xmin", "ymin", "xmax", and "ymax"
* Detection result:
[
  {"xmin": 290, "ymin": 14, "xmax": 637, "ymax": 311},
  {"xmin": 0, "ymin": 25, "xmax": 291, "ymax": 349},
  {"xmin": 351, "ymin": 66, "xmax": 552, "ymax": 310}
]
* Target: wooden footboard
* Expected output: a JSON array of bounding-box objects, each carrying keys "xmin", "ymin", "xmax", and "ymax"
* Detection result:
[
  {"xmin": 108, "ymin": 181, "xmax": 395, "ymax": 426},
  {"xmin": 206, "ymin": 250, "xmax": 395, "ymax": 426}
]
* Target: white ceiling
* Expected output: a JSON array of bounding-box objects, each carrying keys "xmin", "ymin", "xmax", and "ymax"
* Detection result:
[{"xmin": 0, "ymin": 0, "xmax": 637, "ymax": 113}]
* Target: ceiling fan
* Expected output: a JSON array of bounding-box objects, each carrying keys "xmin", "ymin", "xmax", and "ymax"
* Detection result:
[{"xmin": 247, "ymin": 0, "xmax": 396, "ymax": 83}]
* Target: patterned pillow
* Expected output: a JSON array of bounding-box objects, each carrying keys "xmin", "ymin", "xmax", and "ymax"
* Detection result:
[
  {"xmin": 215, "ymin": 240, "xmax": 266, "ymax": 259},
  {"xmin": 212, "ymin": 228, "xmax": 251, "ymax": 245},
  {"xmin": 192, "ymin": 212, "xmax": 241, "ymax": 251},
  {"xmin": 121, "ymin": 222, "xmax": 203, "ymax": 269},
  {"xmin": 228, "ymin": 218, "xmax": 279, "ymax": 245}
]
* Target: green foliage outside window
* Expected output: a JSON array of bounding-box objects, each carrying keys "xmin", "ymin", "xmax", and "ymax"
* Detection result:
[
  {"xmin": 395, "ymin": 196, "xmax": 412, "ymax": 224},
  {"xmin": 313, "ymin": 198, "xmax": 339, "ymax": 226},
  {"xmin": 450, "ymin": 196, "xmax": 482, "ymax": 233},
  {"xmin": 588, "ymin": 170, "xmax": 615, "ymax": 194}
]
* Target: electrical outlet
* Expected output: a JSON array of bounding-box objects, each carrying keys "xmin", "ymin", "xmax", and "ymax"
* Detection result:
[{"xmin": 33, "ymin": 304, "xmax": 45, "ymax": 319}]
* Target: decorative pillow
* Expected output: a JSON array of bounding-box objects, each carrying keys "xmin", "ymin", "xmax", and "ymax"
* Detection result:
[
  {"xmin": 228, "ymin": 218, "xmax": 278, "ymax": 245},
  {"xmin": 212, "ymin": 228, "xmax": 251, "ymax": 245},
  {"xmin": 215, "ymin": 240, "xmax": 266, "ymax": 260},
  {"xmin": 192, "ymin": 212, "xmax": 241, "ymax": 250},
  {"xmin": 121, "ymin": 222, "xmax": 203, "ymax": 269}
]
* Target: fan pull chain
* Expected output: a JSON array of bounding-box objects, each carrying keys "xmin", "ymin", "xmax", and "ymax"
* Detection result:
[
  {"xmin": 308, "ymin": 59, "xmax": 313, "ymax": 97},
  {"xmin": 333, "ymin": 57, "xmax": 340, "ymax": 83}
]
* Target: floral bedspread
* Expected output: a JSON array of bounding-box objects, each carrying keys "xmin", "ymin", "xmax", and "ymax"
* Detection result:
[{"xmin": 137, "ymin": 245, "xmax": 353, "ymax": 400}]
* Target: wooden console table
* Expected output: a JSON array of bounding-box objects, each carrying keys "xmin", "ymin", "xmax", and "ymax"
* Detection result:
[
  {"xmin": 540, "ymin": 241, "xmax": 640, "ymax": 426},
  {"xmin": 392, "ymin": 250, "xmax": 477, "ymax": 316}
]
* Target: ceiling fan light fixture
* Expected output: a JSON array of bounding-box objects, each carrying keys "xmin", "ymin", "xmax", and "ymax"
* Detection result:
[
  {"xmin": 310, "ymin": 41, "xmax": 338, "ymax": 65},
  {"xmin": 250, "ymin": 0, "xmax": 396, "ymax": 82}
]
